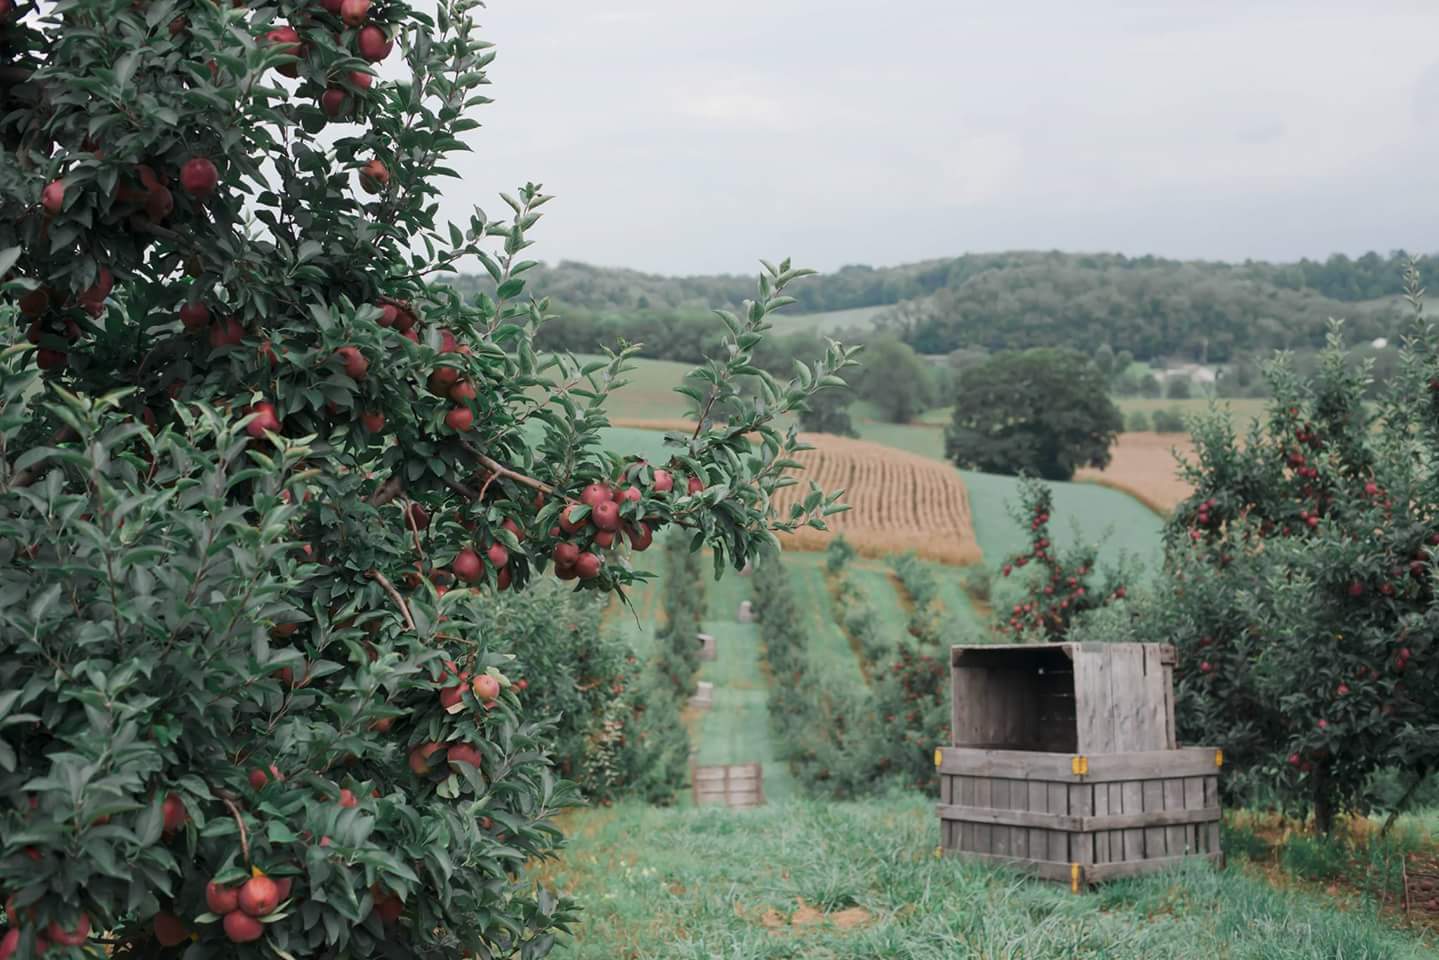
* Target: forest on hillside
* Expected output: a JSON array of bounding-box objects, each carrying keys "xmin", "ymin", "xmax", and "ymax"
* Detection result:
[{"xmin": 451, "ymin": 250, "xmax": 1432, "ymax": 363}]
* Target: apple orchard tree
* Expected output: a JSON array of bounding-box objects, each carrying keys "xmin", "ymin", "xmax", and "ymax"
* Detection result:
[{"xmin": 0, "ymin": 0, "xmax": 855, "ymax": 955}]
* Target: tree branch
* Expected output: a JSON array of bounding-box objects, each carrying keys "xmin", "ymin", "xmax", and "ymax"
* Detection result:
[
  {"xmin": 367, "ymin": 569, "xmax": 415, "ymax": 632},
  {"xmin": 403, "ymin": 499, "xmax": 426, "ymax": 563},
  {"xmin": 1381, "ymin": 768, "xmax": 1429, "ymax": 836},
  {"xmin": 217, "ymin": 793, "xmax": 251, "ymax": 872},
  {"xmin": 443, "ymin": 477, "xmax": 481, "ymax": 500},
  {"xmin": 460, "ymin": 441, "xmax": 558, "ymax": 498},
  {"xmin": 368, "ymin": 474, "xmax": 404, "ymax": 507}
]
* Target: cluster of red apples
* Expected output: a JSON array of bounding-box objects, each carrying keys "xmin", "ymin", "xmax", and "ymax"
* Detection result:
[
  {"xmin": 548, "ymin": 466, "xmax": 700, "ymax": 582},
  {"xmin": 13, "ymin": 0, "xmax": 393, "ymax": 375}
]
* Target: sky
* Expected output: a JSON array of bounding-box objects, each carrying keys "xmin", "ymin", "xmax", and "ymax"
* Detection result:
[{"xmin": 440, "ymin": 1, "xmax": 1439, "ymax": 276}]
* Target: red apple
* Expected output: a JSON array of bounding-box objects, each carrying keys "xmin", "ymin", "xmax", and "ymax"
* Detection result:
[
  {"xmin": 594, "ymin": 530, "xmax": 615, "ymax": 548},
  {"xmin": 447, "ymin": 744, "xmax": 482, "ymax": 768},
  {"xmin": 574, "ymin": 552, "xmax": 601, "ymax": 580},
  {"xmin": 264, "ymin": 26, "xmax": 303, "ymax": 77},
  {"xmin": 336, "ymin": 345, "xmax": 368, "ymax": 379},
  {"xmin": 18, "ymin": 287, "xmax": 50, "ymax": 317},
  {"xmin": 359, "ymin": 158, "xmax": 390, "ymax": 194},
  {"xmin": 153, "ymin": 913, "xmax": 189, "ymax": 947},
  {"xmin": 687, "ymin": 475, "xmax": 704, "ymax": 495},
  {"xmin": 486, "ymin": 542, "xmax": 508, "ymax": 568},
  {"xmin": 223, "ymin": 911, "xmax": 264, "ymax": 943},
  {"xmin": 372, "ymin": 888, "xmax": 403, "ymax": 923},
  {"xmin": 361, "ymin": 410, "xmax": 385, "ymax": 433},
  {"xmin": 377, "ymin": 303, "xmax": 399, "ymax": 326},
  {"xmin": 320, "ymin": 87, "xmax": 349, "ymax": 118},
  {"xmin": 553, "ymin": 542, "xmax": 580, "ymax": 567},
  {"xmin": 338, "ymin": 788, "xmax": 358, "ymax": 808},
  {"xmin": 449, "ymin": 381, "xmax": 476, "ymax": 402},
  {"xmin": 453, "ymin": 548, "xmax": 483, "ymax": 583},
  {"xmin": 246, "ymin": 402, "xmax": 281, "ymax": 439},
  {"xmin": 0, "ymin": 928, "xmax": 18, "ymax": 960},
  {"xmin": 180, "ymin": 157, "xmax": 218, "ymax": 197},
  {"xmin": 350, "ymin": 70, "xmax": 374, "ymax": 90},
  {"xmin": 651, "ymin": 469, "xmax": 673, "ymax": 493},
  {"xmin": 502, "ymin": 518, "xmax": 524, "ymax": 541},
  {"xmin": 41, "ymin": 179, "xmax": 64, "ymax": 215},
  {"xmin": 444, "ymin": 407, "xmax": 473, "ymax": 432},
  {"xmin": 591, "ymin": 500, "xmax": 619, "ymax": 531},
  {"xmin": 146, "ymin": 185, "xmax": 175, "ymax": 221},
  {"xmin": 617, "ymin": 485, "xmax": 641, "ymax": 503},
  {"xmin": 471, "ymin": 674, "xmax": 500, "ymax": 701},
  {"xmin": 36, "ymin": 348, "xmax": 67, "ymax": 370},
  {"xmin": 339, "ymin": 0, "xmax": 369, "ymax": 26},
  {"xmin": 580, "ymin": 483, "xmax": 612, "ymax": 508},
  {"xmin": 47, "ymin": 915, "xmax": 90, "ymax": 946},
  {"xmin": 161, "ymin": 792, "xmax": 188, "ymax": 834},
  {"xmin": 428, "ymin": 366, "xmax": 460, "ymax": 395},
  {"xmin": 208, "ymin": 316, "xmax": 245, "ymax": 348},
  {"xmin": 626, "ymin": 521, "xmax": 653, "ymax": 552},
  {"xmin": 497, "ymin": 567, "xmax": 512, "ymax": 591},
  {"xmin": 206, "ymin": 881, "xmax": 240, "ymax": 914},
  {"xmin": 179, "ymin": 302, "xmax": 209, "ymax": 331},
  {"xmin": 408, "ymin": 741, "xmax": 443, "ymax": 775},
  {"xmin": 238, "ymin": 876, "xmax": 279, "ymax": 917},
  {"xmin": 356, "ymin": 24, "xmax": 391, "ymax": 61},
  {"xmin": 558, "ymin": 504, "xmax": 587, "ymax": 533},
  {"xmin": 248, "ymin": 763, "xmax": 283, "ymax": 789}
]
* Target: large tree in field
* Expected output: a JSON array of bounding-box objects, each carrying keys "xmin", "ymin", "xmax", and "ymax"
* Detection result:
[
  {"xmin": 0, "ymin": 0, "xmax": 853, "ymax": 956},
  {"xmin": 945, "ymin": 347, "xmax": 1122, "ymax": 481}
]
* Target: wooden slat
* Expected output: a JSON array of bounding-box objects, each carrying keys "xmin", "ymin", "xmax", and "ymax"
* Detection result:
[
  {"xmin": 941, "ymin": 774, "xmax": 954, "ymax": 851},
  {"xmin": 958, "ymin": 775, "xmax": 975, "ymax": 851},
  {"xmin": 1092, "ymin": 777, "xmax": 1110, "ymax": 864},
  {"xmin": 1010, "ymin": 777, "xmax": 1029, "ymax": 860},
  {"xmin": 1163, "ymin": 778, "xmax": 1187, "ymax": 855},
  {"xmin": 1141, "ymin": 646, "xmax": 1170, "ymax": 752},
  {"xmin": 1074, "ymin": 645, "xmax": 1114, "ymax": 753},
  {"xmin": 1121, "ymin": 778, "xmax": 1143, "ymax": 861},
  {"xmin": 1163, "ymin": 663, "xmax": 1178, "ymax": 750},
  {"xmin": 1046, "ymin": 782, "xmax": 1068, "ymax": 862},
  {"xmin": 1204, "ymin": 775, "xmax": 1221, "ymax": 855},
  {"xmin": 1142, "ymin": 780, "xmax": 1166, "ymax": 857},
  {"xmin": 992, "ymin": 779, "xmax": 1011, "ymax": 857},
  {"xmin": 1183, "ymin": 777, "xmax": 1205, "ymax": 853},
  {"xmin": 936, "ymin": 804, "xmax": 1084, "ymax": 832},
  {"xmin": 942, "ymin": 848, "xmax": 1078, "ymax": 883},
  {"xmin": 937, "ymin": 747, "xmax": 1223, "ymax": 782},
  {"xmin": 973, "ymin": 777, "xmax": 993, "ymax": 854},
  {"xmin": 1086, "ymin": 851, "xmax": 1221, "ymax": 882},
  {"xmin": 1081, "ymin": 807, "xmax": 1221, "ymax": 831},
  {"xmin": 1109, "ymin": 645, "xmax": 1147, "ymax": 753},
  {"xmin": 1027, "ymin": 779, "xmax": 1047, "ymax": 860},
  {"xmin": 1069, "ymin": 782, "xmax": 1093, "ymax": 866}
]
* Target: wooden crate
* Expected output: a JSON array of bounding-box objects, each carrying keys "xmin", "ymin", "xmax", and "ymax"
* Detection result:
[
  {"xmin": 688, "ymin": 681, "xmax": 714, "ymax": 710},
  {"xmin": 936, "ymin": 746, "xmax": 1222, "ymax": 886},
  {"xmin": 692, "ymin": 762, "xmax": 764, "ymax": 809},
  {"xmin": 938, "ymin": 643, "xmax": 1221, "ymax": 886},
  {"xmin": 697, "ymin": 632, "xmax": 717, "ymax": 661}
]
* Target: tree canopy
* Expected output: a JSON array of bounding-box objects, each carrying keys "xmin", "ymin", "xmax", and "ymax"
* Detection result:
[{"xmin": 945, "ymin": 348, "xmax": 1122, "ymax": 481}]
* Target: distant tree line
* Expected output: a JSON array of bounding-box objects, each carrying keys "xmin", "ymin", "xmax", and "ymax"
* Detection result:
[{"xmin": 451, "ymin": 250, "xmax": 1434, "ymax": 364}]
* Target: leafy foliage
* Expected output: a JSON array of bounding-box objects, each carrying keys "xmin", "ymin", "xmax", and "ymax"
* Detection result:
[
  {"xmin": 1071, "ymin": 274, "xmax": 1439, "ymax": 831},
  {"xmin": 993, "ymin": 478, "xmax": 1130, "ymax": 641},
  {"xmin": 0, "ymin": 0, "xmax": 852, "ymax": 952},
  {"xmin": 946, "ymin": 348, "xmax": 1123, "ymax": 481}
]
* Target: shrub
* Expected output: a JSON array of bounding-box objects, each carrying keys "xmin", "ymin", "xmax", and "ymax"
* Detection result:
[
  {"xmin": 1151, "ymin": 408, "xmax": 1188, "ymax": 433},
  {"xmin": 1126, "ymin": 410, "xmax": 1151, "ymax": 432},
  {"xmin": 994, "ymin": 478, "xmax": 1129, "ymax": 640},
  {"xmin": 825, "ymin": 534, "xmax": 856, "ymax": 574},
  {"xmin": 0, "ymin": 0, "xmax": 856, "ymax": 947},
  {"xmin": 1070, "ymin": 278, "xmax": 1439, "ymax": 832}
]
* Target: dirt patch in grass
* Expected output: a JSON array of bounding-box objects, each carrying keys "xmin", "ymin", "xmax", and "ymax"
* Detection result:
[{"xmin": 745, "ymin": 898, "xmax": 873, "ymax": 936}]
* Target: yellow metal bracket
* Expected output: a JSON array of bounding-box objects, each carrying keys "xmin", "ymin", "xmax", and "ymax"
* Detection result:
[
  {"xmin": 934, "ymin": 748, "xmax": 943, "ymax": 769},
  {"xmin": 1070, "ymin": 863, "xmax": 1083, "ymax": 893},
  {"xmin": 1215, "ymin": 749, "xmax": 1224, "ymax": 768},
  {"xmin": 1071, "ymin": 755, "xmax": 1088, "ymax": 776}
]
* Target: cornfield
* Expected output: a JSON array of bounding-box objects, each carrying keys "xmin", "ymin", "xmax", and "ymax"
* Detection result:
[
  {"xmin": 770, "ymin": 433, "xmax": 981, "ymax": 566},
  {"xmin": 1076, "ymin": 432, "xmax": 1195, "ymax": 515}
]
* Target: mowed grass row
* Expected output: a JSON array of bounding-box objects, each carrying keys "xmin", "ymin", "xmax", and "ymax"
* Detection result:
[{"xmin": 541, "ymin": 795, "xmax": 1435, "ymax": 960}]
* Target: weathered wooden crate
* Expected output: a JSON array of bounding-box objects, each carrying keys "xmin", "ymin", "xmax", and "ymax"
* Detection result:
[
  {"xmin": 693, "ymin": 762, "xmax": 764, "ymax": 808},
  {"xmin": 688, "ymin": 681, "xmax": 714, "ymax": 710},
  {"xmin": 697, "ymin": 632, "xmax": 717, "ymax": 661},
  {"xmin": 1403, "ymin": 860, "xmax": 1439, "ymax": 916},
  {"xmin": 937, "ymin": 643, "xmax": 1222, "ymax": 888}
]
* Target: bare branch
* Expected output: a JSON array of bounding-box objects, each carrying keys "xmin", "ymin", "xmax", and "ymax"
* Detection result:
[
  {"xmin": 367, "ymin": 569, "xmax": 415, "ymax": 632},
  {"xmin": 218, "ymin": 793, "xmax": 251, "ymax": 872},
  {"xmin": 368, "ymin": 475, "xmax": 404, "ymax": 507}
]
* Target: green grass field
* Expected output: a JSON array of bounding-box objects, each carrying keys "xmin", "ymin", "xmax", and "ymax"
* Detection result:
[
  {"xmin": 770, "ymin": 305, "xmax": 893, "ymax": 336},
  {"xmin": 543, "ymin": 796, "xmax": 1435, "ymax": 959}
]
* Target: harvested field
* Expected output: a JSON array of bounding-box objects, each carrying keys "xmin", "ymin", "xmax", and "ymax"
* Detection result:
[
  {"xmin": 770, "ymin": 433, "xmax": 981, "ymax": 566},
  {"xmin": 1077, "ymin": 432, "xmax": 1196, "ymax": 515}
]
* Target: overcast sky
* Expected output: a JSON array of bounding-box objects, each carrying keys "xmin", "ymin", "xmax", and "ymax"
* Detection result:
[{"xmin": 448, "ymin": 2, "xmax": 1439, "ymax": 276}]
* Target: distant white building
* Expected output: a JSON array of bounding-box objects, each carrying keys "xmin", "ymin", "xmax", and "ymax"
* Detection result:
[
  {"xmin": 1157, "ymin": 362, "xmax": 1217, "ymax": 385},
  {"xmin": 1372, "ymin": 337, "xmax": 1389, "ymax": 350}
]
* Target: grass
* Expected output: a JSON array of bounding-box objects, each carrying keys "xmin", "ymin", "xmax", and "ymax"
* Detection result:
[
  {"xmin": 770, "ymin": 305, "xmax": 893, "ymax": 336},
  {"xmin": 539, "ymin": 794, "xmax": 1437, "ymax": 959},
  {"xmin": 959, "ymin": 470, "xmax": 1165, "ymax": 575},
  {"xmin": 785, "ymin": 554, "xmax": 867, "ymax": 683},
  {"xmin": 1114, "ymin": 395, "xmax": 1268, "ymax": 429}
]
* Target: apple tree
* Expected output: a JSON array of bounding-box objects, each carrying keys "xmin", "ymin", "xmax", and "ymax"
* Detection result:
[
  {"xmin": 1072, "ymin": 272, "xmax": 1439, "ymax": 832},
  {"xmin": 0, "ymin": 0, "xmax": 853, "ymax": 954}
]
